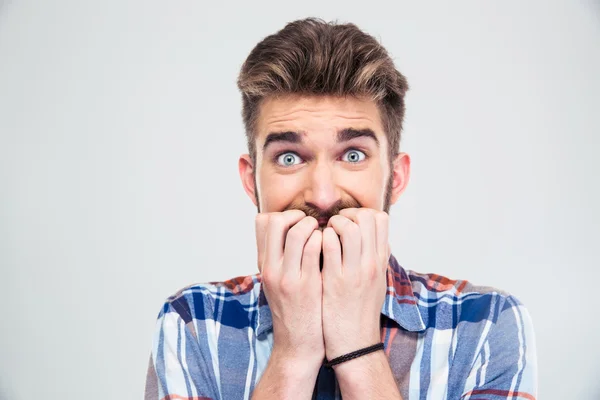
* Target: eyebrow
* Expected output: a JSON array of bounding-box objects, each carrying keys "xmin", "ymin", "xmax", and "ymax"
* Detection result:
[
  {"xmin": 337, "ymin": 128, "xmax": 379, "ymax": 147},
  {"xmin": 262, "ymin": 128, "xmax": 379, "ymax": 152},
  {"xmin": 262, "ymin": 131, "xmax": 302, "ymax": 152}
]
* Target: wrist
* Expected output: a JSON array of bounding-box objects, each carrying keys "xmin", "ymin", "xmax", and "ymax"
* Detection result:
[
  {"xmin": 324, "ymin": 342, "xmax": 383, "ymax": 368},
  {"xmin": 333, "ymin": 350, "xmax": 402, "ymax": 400},
  {"xmin": 270, "ymin": 345, "xmax": 323, "ymax": 377},
  {"xmin": 325, "ymin": 332, "xmax": 381, "ymax": 362},
  {"xmin": 333, "ymin": 348, "xmax": 388, "ymax": 383},
  {"xmin": 253, "ymin": 347, "xmax": 323, "ymax": 400}
]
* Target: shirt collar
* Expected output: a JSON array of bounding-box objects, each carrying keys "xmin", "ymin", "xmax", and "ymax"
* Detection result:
[{"xmin": 255, "ymin": 253, "xmax": 426, "ymax": 338}]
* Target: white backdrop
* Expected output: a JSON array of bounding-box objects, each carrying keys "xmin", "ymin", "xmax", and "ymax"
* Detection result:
[{"xmin": 1, "ymin": 1, "xmax": 599, "ymax": 399}]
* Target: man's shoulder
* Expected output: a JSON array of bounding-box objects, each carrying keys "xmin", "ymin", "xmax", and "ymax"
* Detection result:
[
  {"xmin": 156, "ymin": 273, "xmax": 263, "ymax": 325},
  {"xmin": 405, "ymin": 269, "xmax": 512, "ymax": 299},
  {"xmin": 403, "ymin": 268, "xmax": 527, "ymax": 323}
]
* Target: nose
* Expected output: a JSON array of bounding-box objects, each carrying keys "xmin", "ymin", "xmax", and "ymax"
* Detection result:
[{"xmin": 303, "ymin": 161, "xmax": 341, "ymax": 212}]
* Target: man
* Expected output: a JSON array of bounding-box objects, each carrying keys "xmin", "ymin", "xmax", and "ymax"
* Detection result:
[{"xmin": 144, "ymin": 18, "xmax": 537, "ymax": 400}]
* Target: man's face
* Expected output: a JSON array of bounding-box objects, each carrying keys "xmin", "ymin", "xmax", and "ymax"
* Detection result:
[{"xmin": 239, "ymin": 94, "xmax": 409, "ymax": 227}]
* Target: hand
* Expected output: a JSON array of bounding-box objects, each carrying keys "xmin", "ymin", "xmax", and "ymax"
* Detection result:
[
  {"xmin": 255, "ymin": 210, "xmax": 325, "ymax": 368},
  {"xmin": 321, "ymin": 208, "xmax": 390, "ymax": 362}
]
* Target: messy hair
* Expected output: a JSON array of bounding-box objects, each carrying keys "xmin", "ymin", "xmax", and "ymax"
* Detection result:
[{"xmin": 236, "ymin": 17, "xmax": 409, "ymax": 164}]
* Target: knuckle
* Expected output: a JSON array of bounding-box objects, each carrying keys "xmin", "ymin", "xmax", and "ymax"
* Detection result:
[
  {"xmin": 286, "ymin": 226, "xmax": 305, "ymax": 243},
  {"xmin": 322, "ymin": 226, "xmax": 334, "ymax": 237},
  {"xmin": 311, "ymin": 229, "xmax": 323, "ymax": 242},
  {"xmin": 255, "ymin": 213, "xmax": 269, "ymax": 224},
  {"xmin": 279, "ymin": 276, "xmax": 297, "ymax": 296},
  {"xmin": 346, "ymin": 222, "xmax": 360, "ymax": 236},
  {"xmin": 284, "ymin": 209, "xmax": 305, "ymax": 216},
  {"xmin": 255, "ymin": 213, "xmax": 269, "ymax": 229},
  {"xmin": 375, "ymin": 211, "xmax": 388, "ymax": 222},
  {"xmin": 365, "ymin": 264, "xmax": 379, "ymax": 281},
  {"xmin": 329, "ymin": 215, "xmax": 342, "ymax": 224},
  {"xmin": 375, "ymin": 213, "xmax": 389, "ymax": 228},
  {"xmin": 268, "ymin": 213, "xmax": 284, "ymax": 229},
  {"xmin": 304, "ymin": 215, "xmax": 318, "ymax": 227},
  {"xmin": 261, "ymin": 268, "xmax": 276, "ymax": 285},
  {"xmin": 283, "ymin": 209, "xmax": 305, "ymax": 222},
  {"xmin": 287, "ymin": 217, "xmax": 317, "ymax": 243},
  {"xmin": 356, "ymin": 208, "xmax": 371, "ymax": 220}
]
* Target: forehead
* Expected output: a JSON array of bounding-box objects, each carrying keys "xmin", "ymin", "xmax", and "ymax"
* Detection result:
[{"xmin": 256, "ymin": 94, "xmax": 385, "ymax": 141}]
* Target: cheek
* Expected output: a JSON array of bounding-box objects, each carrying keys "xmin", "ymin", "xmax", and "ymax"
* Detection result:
[
  {"xmin": 339, "ymin": 169, "xmax": 387, "ymax": 208},
  {"xmin": 258, "ymin": 170, "xmax": 304, "ymax": 212},
  {"xmin": 257, "ymin": 164, "xmax": 388, "ymax": 211}
]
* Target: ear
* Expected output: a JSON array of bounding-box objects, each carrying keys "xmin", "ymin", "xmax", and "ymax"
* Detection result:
[
  {"xmin": 389, "ymin": 152, "xmax": 411, "ymax": 205},
  {"xmin": 239, "ymin": 154, "xmax": 258, "ymax": 207}
]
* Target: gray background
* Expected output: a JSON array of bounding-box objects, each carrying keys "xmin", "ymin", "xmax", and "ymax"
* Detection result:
[{"xmin": 1, "ymin": 0, "xmax": 599, "ymax": 399}]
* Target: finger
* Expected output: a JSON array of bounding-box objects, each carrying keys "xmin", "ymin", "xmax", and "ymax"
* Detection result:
[
  {"xmin": 265, "ymin": 210, "xmax": 307, "ymax": 272},
  {"xmin": 322, "ymin": 227, "xmax": 342, "ymax": 275},
  {"xmin": 282, "ymin": 216, "xmax": 319, "ymax": 276},
  {"xmin": 327, "ymin": 215, "xmax": 361, "ymax": 270},
  {"xmin": 374, "ymin": 211, "xmax": 390, "ymax": 268},
  {"xmin": 255, "ymin": 213, "xmax": 270, "ymax": 272},
  {"xmin": 337, "ymin": 207, "xmax": 359, "ymax": 219},
  {"xmin": 301, "ymin": 229, "xmax": 323, "ymax": 279},
  {"xmin": 341, "ymin": 208, "xmax": 377, "ymax": 269}
]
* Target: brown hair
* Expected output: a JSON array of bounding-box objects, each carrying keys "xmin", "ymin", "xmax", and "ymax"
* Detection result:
[{"xmin": 236, "ymin": 17, "xmax": 409, "ymax": 165}]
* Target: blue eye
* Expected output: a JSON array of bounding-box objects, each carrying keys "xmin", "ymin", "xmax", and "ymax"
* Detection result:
[
  {"xmin": 276, "ymin": 152, "xmax": 302, "ymax": 166},
  {"xmin": 342, "ymin": 149, "xmax": 366, "ymax": 163}
]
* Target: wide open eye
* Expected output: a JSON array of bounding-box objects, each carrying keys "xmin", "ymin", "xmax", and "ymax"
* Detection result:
[
  {"xmin": 276, "ymin": 152, "xmax": 303, "ymax": 167},
  {"xmin": 341, "ymin": 149, "xmax": 366, "ymax": 163}
]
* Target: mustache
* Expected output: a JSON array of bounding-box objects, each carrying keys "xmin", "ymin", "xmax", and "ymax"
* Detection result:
[
  {"xmin": 283, "ymin": 199, "xmax": 360, "ymax": 270},
  {"xmin": 284, "ymin": 198, "xmax": 361, "ymax": 223}
]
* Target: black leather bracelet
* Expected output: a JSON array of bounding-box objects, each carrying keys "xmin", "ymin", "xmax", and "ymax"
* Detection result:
[{"xmin": 323, "ymin": 342, "xmax": 385, "ymax": 368}]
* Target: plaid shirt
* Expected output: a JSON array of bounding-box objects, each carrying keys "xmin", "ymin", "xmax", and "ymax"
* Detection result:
[{"xmin": 144, "ymin": 255, "xmax": 537, "ymax": 399}]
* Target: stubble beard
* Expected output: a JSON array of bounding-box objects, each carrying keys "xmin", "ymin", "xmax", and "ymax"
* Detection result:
[{"xmin": 253, "ymin": 167, "xmax": 394, "ymax": 271}]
